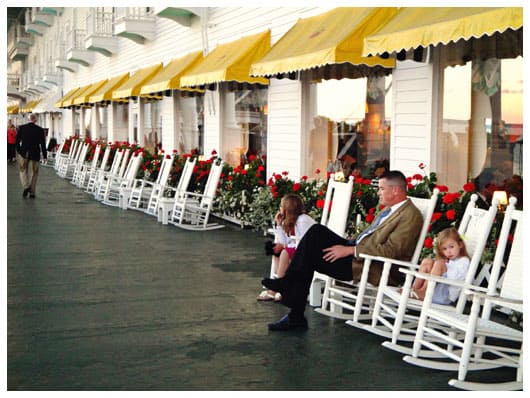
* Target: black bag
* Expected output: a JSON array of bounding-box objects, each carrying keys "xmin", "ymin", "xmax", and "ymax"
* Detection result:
[{"xmin": 264, "ymin": 240, "xmax": 280, "ymax": 257}]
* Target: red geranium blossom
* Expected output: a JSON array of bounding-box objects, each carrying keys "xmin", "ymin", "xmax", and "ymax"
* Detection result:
[
  {"xmin": 424, "ymin": 236, "xmax": 434, "ymax": 248},
  {"xmin": 463, "ymin": 182, "xmax": 476, "ymax": 192},
  {"xmin": 445, "ymin": 209, "xmax": 456, "ymax": 220}
]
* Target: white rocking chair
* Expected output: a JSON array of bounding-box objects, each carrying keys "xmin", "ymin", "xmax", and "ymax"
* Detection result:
[
  {"xmin": 127, "ymin": 154, "xmax": 175, "ymax": 211},
  {"xmin": 361, "ymin": 195, "xmax": 498, "ymax": 354},
  {"xmin": 403, "ymin": 197, "xmax": 522, "ymax": 391},
  {"xmin": 74, "ymin": 144, "xmax": 102, "ymax": 190},
  {"xmin": 143, "ymin": 154, "xmax": 177, "ymax": 216},
  {"xmin": 93, "ymin": 148, "xmax": 128, "ymax": 200},
  {"xmin": 155, "ymin": 157, "xmax": 197, "ymax": 224},
  {"xmin": 85, "ymin": 145, "xmax": 112, "ymax": 194},
  {"xmin": 168, "ymin": 158, "xmax": 224, "ymax": 231},
  {"xmin": 54, "ymin": 138, "xmax": 77, "ymax": 173},
  {"xmin": 305, "ymin": 174, "xmax": 354, "ymax": 306},
  {"xmin": 57, "ymin": 140, "xmax": 85, "ymax": 179},
  {"xmin": 101, "ymin": 151, "xmax": 143, "ymax": 206},
  {"xmin": 71, "ymin": 143, "xmax": 99, "ymax": 187},
  {"xmin": 315, "ymin": 189, "xmax": 439, "ymax": 320}
]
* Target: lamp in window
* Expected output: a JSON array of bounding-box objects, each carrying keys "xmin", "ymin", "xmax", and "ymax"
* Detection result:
[{"xmin": 492, "ymin": 190, "xmax": 508, "ymax": 211}]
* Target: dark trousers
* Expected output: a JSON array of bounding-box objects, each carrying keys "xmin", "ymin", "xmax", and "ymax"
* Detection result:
[
  {"xmin": 8, "ymin": 143, "xmax": 16, "ymax": 161},
  {"xmin": 283, "ymin": 224, "xmax": 354, "ymax": 318}
]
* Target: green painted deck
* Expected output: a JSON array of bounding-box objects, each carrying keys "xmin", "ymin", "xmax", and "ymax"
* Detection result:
[{"xmin": 6, "ymin": 163, "xmax": 516, "ymax": 390}]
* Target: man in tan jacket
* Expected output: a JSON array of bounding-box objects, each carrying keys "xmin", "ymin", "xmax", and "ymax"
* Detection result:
[{"xmin": 262, "ymin": 170, "xmax": 423, "ymax": 331}]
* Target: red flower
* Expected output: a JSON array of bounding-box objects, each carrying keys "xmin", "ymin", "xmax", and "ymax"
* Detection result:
[
  {"xmin": 248, "ymin": 154, "xmax": 256, "ymax": 161},
  {"xmin": 257, "ymin": 165, "xmax": 265, "ymax": 172},
  {"xmin": 292, "ymin": 183, "xmax": 301, "ymax": 192},
  {"xmin": 272, "ymin": 191, "xmax": 280, "ymax": 198},
  {"xmin": 442, "ymin": 192, "xmax": 460, "ymax": 205},
  {"xmin": 424, "ymin": 236, "xmax": 433, "ymax": 248},
  {"xmin": 356, "ymin": 190, "xmax": 362, "ymax": 197},
  {"xmin": 365, "ymin": 213, "xmax": 375, "ymax": 224},
  {"xmin": 445, "ymin": 209, "xmax": 456, "ymax": 220},
  {"xmin": 315, "ymin": 168, "xmax": 321, "ymax": 174},
  {"xmin": 282, "ymin": 171, "xmax": 289, "ymax": 176},
  {"xmin": 211, "ymin": 149, "xmax": 217, "ymax": 155},
  {"xmin": 274, "ymin": 174, "xmax": 282, "ymax": 181},
  {"xmin": 241, "ymin": 169, "xmax": 247, "ymax": 175},
  {"xmin": 419, "ymin": 163, "xmax": 426, "ymax": 169},
  {"xmin": 413, "ymin": 174, "xmax": 423, "ymax": 181},
  {"xmin": 258, "ymin": 180, "xmax": 265, "ymax": 186},
  {"xmin": 301, "ymin": 175, "xmax": 308, "ymax": 181},
  {"xmin": 431, "ymin": 212, "xmax": 442, "ymax": 222},
  {"xmin": 316, "ymin": 199, "xmax": 325, "ymax": 209},
  {"xmin": 435, "ymin": 185, "xmax": 449, "ymax": 193},
  {"xmin": 463, "ymin": 182, "xmax": 476, "ymax": 192}
]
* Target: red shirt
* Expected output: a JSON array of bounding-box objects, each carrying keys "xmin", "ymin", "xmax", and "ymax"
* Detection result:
[{"xmin": 7, "ymin": 127, "xmax": 17, "ymax": 144}]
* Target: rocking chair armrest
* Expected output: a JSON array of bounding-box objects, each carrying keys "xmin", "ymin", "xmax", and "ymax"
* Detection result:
[
  {"xmin": 360, "ymin": 254, "xmax": 420, "ymax": 270},
  {"xmin": 399, "ymin": 268, "xmax": 489, "ymax": 293},
  {"xmin": 462, "ymin": 289, "xmax": 523, "ymax": 307}
]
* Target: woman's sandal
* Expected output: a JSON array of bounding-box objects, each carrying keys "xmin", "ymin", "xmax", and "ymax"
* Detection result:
[{"xmin": 257, "ymin": 290, "xmax": 276, "ymax": 301}]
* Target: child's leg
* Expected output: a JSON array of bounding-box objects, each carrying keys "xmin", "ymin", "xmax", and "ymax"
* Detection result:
[
  {"xmin": 276, "ymin": 249, "xmax": 291, "ymax": 278},
  {"xmin": 414, "ymin": 259, "xmax": 447, "ymax": 300},
  {"xmin": 412, "ymin": 258, "xmax": 434, "ymax": 291}
]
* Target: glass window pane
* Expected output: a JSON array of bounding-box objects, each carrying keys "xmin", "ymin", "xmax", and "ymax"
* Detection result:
[
  {"xmin": 306, "ymin": 75, "xmax": 392, "ymax": 179},
  {"xmin": 222, "ymin": 86, "xmax": 268, "ymax": 166},
  {"xmin": 439, "ymin": 55, "xmax": 523, "ymax": 207},
  {"xmin": 177, "ymin": 94, "xmax": 204, "ymax": 155}
]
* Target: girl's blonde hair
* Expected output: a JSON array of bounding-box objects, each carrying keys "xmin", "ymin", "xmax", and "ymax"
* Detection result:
[
  {"xmin": 280, "ymin": 194, "xmax": 304, "ymax": 235},
  {"xmin": 435, "ymin": 227, "xmax": 469, "ymax": 260}
]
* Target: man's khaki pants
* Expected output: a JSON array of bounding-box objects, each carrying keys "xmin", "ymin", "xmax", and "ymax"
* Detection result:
[{"xmin": 17, "ymin": 153, "xmax": 40, "ymax": 194}]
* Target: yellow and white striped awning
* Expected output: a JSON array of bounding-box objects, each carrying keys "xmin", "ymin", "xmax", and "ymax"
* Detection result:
[
  {"xmin": 112, "ymin": 64, "xmax": 163, "ymax": 99},
  {"xmin": 250, "ymin": 7, "xmax": 397, "ymax": 77},
  {"xmin": 181, "ymin": 30, "xmax": 270, "ymax": 87},
  {"xmin": 20, "ymin": 99, "xmax": 42, "ymax": 113},
  {"xmin": 88, "ymin": 73, "xmax": 130, "ymax": 104},
  {"xmin": 140, "ymin": 51, "xmax": 204, "ymax": 95},
  {"xmin": 362, "ymin": 7, "xmax": 523, "ymax": 56}
]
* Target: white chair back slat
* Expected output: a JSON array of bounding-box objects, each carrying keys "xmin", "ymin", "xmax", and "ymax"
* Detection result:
[
  {"xmin": 321, "ymin": 174, "xmax": 354, "ymax": 237},
  {"xmin": 156, "ymin": 155, "xmax": 175, "ymax": 185},
  {"xmin": 109, "ymin": 149, "xmax": 125, "ymax": 175},
  {"xmin": 492, "ymin": 199, "xmax": 522, "ymax": 311},
  {"xmin": 98, "ymin": 146, "xmax": 111, "ymax": 171},
  {"xmin": 118, "ymin": 149, "xmax": 131, "ymax": 177},
  {"xmin": 200, "ymin": 160, "xmax": 223, "ymax": 207},
  {"xmin": 408, "ymin": 188, "xmax": 440, "ymax": 264},
  {"xmin": 175, "ymin": 158, "xmax": 197, "ymax": 198}
]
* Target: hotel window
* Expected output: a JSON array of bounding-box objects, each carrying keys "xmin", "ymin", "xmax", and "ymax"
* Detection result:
[
  {"xmin": 143, "ymin": 100, "xmax": 161, "ymax": 153},
  {"xmin": 438, "ymin": 53, "xmax": 523, "ymax": 206},
  {"xmin": 305, "ymin": 75, "xmax": 392, "ymax": 179},
  {"xmin": 222, "ymin": 85, "xmax": 268, "ymax": 166},
  {"xmin": 176, "ymin": 93, "xmax": 204, "ymax": 155}
]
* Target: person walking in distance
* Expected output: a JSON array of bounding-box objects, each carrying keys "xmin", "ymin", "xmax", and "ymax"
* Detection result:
[
  {"xmin": 7, "ymin": 119, "xmax": 17, "ymax": 163},
  {"xmin": 16, "ymin": 114, "xmax": 47, "ymax": 198}
]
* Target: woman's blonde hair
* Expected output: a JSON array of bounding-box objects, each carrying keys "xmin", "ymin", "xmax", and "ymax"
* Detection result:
[
  {"xmin": 435, "ymin": 227, "xmax": 469, "ymax": 260},
  {"xmin": 280, "ymin": 194, "xmax": 304, "ymax": 235}
]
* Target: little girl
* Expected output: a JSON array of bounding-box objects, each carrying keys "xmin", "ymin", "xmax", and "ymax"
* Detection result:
[
  {"xmin": 257, "ymin": 194, "xmax": 316, "ymax": 301},
  {"xmin": 411, "ymin": 227, "xmax": 470, "ymax": 304}
]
